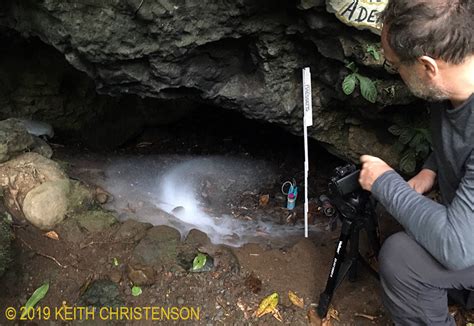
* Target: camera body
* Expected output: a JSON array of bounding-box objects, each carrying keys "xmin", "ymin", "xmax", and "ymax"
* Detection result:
[
  {"xmin": 328, "ymin": 164, "xmax": 361, "ymax": 197},
  {"xmin": 326, "ymin": 163, "xmax": 368, "ymax": 219}
]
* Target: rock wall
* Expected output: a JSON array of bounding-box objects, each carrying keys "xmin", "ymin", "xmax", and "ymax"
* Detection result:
[{"xmin": 0, "ymin": 0, "xmax": 429, "ymax": 166}]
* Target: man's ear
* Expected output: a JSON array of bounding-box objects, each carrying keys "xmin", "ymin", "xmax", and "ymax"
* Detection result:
[{"xmin": 418, "ymin": 55, "xmax": 439, "ymax": 79}]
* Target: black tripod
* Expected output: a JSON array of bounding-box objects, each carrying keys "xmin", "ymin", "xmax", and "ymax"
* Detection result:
[{"xmin": 317, "ymin": 191, "xmax": 381, "ymax": 318}]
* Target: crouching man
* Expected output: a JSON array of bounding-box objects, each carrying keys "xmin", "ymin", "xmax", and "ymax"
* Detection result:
[{"xmin": 359, "ymin": 0, "xmax": 474, "ymax": 325}]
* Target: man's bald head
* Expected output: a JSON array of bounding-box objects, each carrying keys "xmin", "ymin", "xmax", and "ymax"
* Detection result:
[{"xmin": 381, "ymin": 0, "xmax": 473, "ymax": 65}]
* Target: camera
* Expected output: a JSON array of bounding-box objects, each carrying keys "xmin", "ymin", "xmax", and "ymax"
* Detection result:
[
  {"xmin": 317, "ymin": 163, "xmax": 379, "ymax": 319},
  {"xmin": 329, "ymin": 164, "xmax": 361, "ymax": 197}
]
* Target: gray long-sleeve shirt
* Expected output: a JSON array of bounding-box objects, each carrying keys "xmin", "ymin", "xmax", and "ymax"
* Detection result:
[{"xmin": 372, "ymin": 93, "xmax": 474, "ymax": 270}]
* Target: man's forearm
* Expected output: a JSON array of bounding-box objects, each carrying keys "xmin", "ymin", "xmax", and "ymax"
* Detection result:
[{"xmin": 371, "ymin": 170, "xmax": 474, "ymax": 270}]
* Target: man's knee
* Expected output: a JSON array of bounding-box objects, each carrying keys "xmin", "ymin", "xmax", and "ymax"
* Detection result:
[{"xmin": 379, "ymin": 232, "xmax": 414, "ymax": 284}]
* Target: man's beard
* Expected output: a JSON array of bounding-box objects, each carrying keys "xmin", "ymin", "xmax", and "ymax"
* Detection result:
[{"xmin": 404, "ymin": 73, "xmax": 449, "ymax": 102}]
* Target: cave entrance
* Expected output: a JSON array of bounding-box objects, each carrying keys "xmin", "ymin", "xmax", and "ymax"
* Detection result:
[
  {"xmin": 54, "ymin": 103, "xmax": 342, "ymax": 248},
  {"xmin": 1, "ymin": 34, "xmax": 343, "ymax": 248}
]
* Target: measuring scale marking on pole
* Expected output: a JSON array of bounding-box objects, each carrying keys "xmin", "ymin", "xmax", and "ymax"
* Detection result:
[{"xmin": 303, "ymin": 67, "xmax": 313, "ymax": 238}]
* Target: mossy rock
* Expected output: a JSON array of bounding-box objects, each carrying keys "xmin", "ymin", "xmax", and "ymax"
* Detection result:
[
  {"xmin": 0, "ymin": 213, "xmax": 13, "ymax": 277},
  {"xmin": 67, "ymin": 180, "xmax": 95, "ymax": 214},
  {"xmin": 73, "ymin": 209, "xmax": 117, "ymax": 233}
]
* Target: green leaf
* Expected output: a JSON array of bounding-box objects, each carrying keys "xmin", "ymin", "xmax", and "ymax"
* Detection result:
[
  {"xmin": 356, "ymin": 75, "xmax": 378, "ymax": 103},
  {"xmin": 419, "ymin": 128, "xmax": 433, "ymax": 145},
  {"xmin": 21, "ymin": 283, "xmax": 49, "ymax": 319},
  {"xmin": 342, "ymin": 74, "xmax": 357, "ymax": 95},
  {"xmin": 400, "ymin": 151, "xmax": 417, "ymax": 173},
  {"xmin": 393, "ymin": 141, "xmax": 405, "ymax": 154},
  {"xmin": 388, "ymin": 124, "xmax": 403, "ymax": 136},
  {"xmin": 408, "ymin": 132, "xmax": 424, "ymax": 148},
  {"xmin": 345, "ymin": 61, "xmax": 357, "ymax": 73},
  {"xmin": 399, "ymin": 128, "xmax": 416, "ymax": 145},
  {"xmin": 366, "ymin": 45, "xmax": 380, "ymax": 61},
  {"xmin": 192, "ymin": 253, "xmax": 207, "ymax": 271},
  {"xmin": 131, "ymin": 286, "xmax": 142, "ymax": 296}
]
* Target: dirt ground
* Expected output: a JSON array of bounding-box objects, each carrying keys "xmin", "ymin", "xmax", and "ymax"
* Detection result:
[{"xmin": 0, "ymin": 108, "xmax": 472, "ymax": 325}]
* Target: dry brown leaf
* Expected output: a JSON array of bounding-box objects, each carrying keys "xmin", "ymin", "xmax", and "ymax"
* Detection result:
[
  {"xmin": 259, "ymin": 194, "xmax": 270, "ymax": 207},
  {"xmin": 328, "ymin": 306, "xmax": 340, "ymax": 322},
  {"xmin": 43, "ymin": 231, "xmax": 59, "ymax": 241},
  {"xmin": 288, "ymin": 290, "xmax": 304, "ymax": 309},
  {"xmin": 236, "ymin": 298, "xmax": 251, "ymax": 320},
  {"xmin": 307, "ymin": 308, "xmax": 333, "ymax": 326}
]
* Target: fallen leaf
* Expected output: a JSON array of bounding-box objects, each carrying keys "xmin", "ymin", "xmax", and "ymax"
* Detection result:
[
  {"xmin": 192, "ymin": 253, "xmax": 207, "ymax": 271},
  {"xmin": 255, "ymin": 292, "xmax": 279, "ymax": 318},
  {"xmin": 259, "ymin": 194, "xmax": 270, "ymax": 207},
  {"xmin": 288, "ymin": 290, "xmax": 304, "ymax": 309},
  {"xmin": 236, "ymin": 298, "xmax": 251, "ymax": 320},
  {"xmin": 131, "ymin": 285, "xmax": 142, "ymax": 296},
  {"xmin": 328, "ymin": 306, "xmax": 340, "ymax": 322},
  {"xmin": 307, "ymin": 308, "xmax": 333, "ymax": 326},
  {"xmin": 43, "ymin": 231, "xmax": 59, "ymax": 241},
  {"xmin": 21, "ymin": 283, "xmax": 49, "ymax": 319}
]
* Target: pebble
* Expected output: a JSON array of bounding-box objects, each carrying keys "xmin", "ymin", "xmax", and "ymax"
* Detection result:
[{"xmin": 177, "ymin": 297, "xmax": 185, "ymax": 305}]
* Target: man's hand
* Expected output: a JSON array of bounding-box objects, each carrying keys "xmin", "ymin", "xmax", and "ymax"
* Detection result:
[
  {"xmin": 407, "ymin": 169, "xmax": 437, "ymax": 194},
  {"xmin": 359, "ymin": 155, "xmax": 394, "ymax": 191}
]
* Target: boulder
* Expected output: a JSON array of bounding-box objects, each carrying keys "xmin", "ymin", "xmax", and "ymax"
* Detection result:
[
  {"xmin": 0, "ymin": 118, "xmax": 34, "ymax": 163},
  {"xmin": 22, "ymin": 179, "xmax": 70, "ymax": 230},
  {"xmin": 130, "ymin": 226, "xmax": 181, "ymax": 269},
  {"xmin": 0, "ymin": 152, "xmax": 69, "ymax": 223}
]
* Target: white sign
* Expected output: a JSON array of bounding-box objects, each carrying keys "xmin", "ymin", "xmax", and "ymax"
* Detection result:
[
  {"xmin": 302, "ymin": 68, "xmax": 313, "ymax": 127},
  {"xmin": 326, "ymin": 0, "xmax": 388, "ymax": 35}
]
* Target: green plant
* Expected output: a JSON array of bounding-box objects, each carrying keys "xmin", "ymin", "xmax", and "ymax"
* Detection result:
[
  {"xmin": 192, "ymin": 253, "xmax": 207, "ymax": 271},
  {"xmin": 366, "ymin": 44, "xmax": 381, "ymax": 61},
  {"xmin": 388, "ymin": 119, "xmax": 432, "ymax": 174},
  {"xmin": 131, "ymin": 285, "xmax": 142, "ymax": 296},
  {"xmin": 21, "ymin": 283, "xmax": 49, "ymax": 319},
  {"xmin": 342, "ymin": 62, "xmax": 378, "ymax": 103}
]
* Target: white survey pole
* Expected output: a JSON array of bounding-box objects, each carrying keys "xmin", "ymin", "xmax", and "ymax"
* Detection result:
[{"xmin": 302, "ymin": 67, "xmax": 312, "ymax": 238}]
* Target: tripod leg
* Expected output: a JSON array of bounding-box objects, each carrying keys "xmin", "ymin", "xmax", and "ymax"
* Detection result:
[
  {"xmin": 317, "ymin": 219, "xmax": 352, "ymax": 318},
  {"xmin": 365, "ymin": 212, "xmax": 380, "ymax": 257},
  {"xmin": 363, "ymin": 212, "xmax": 381, "ymax": 279},
  {"xmin": 348, "ymin": 226, "xmax": 360, "ymax": 282}
]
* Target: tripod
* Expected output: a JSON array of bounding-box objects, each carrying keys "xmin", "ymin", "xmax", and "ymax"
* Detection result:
[{"xmin": 317, "ymin": 192, "xmax": 381, "ymax": 318}]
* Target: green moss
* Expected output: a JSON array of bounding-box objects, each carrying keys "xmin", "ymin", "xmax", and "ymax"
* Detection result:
[
  {"xmin": 73, "ymin": 209, "xmax": 117, "ymax": 233},
  {"xmin": 0, "ymin": 213, "xmax": 13, "ymax": 277}
]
